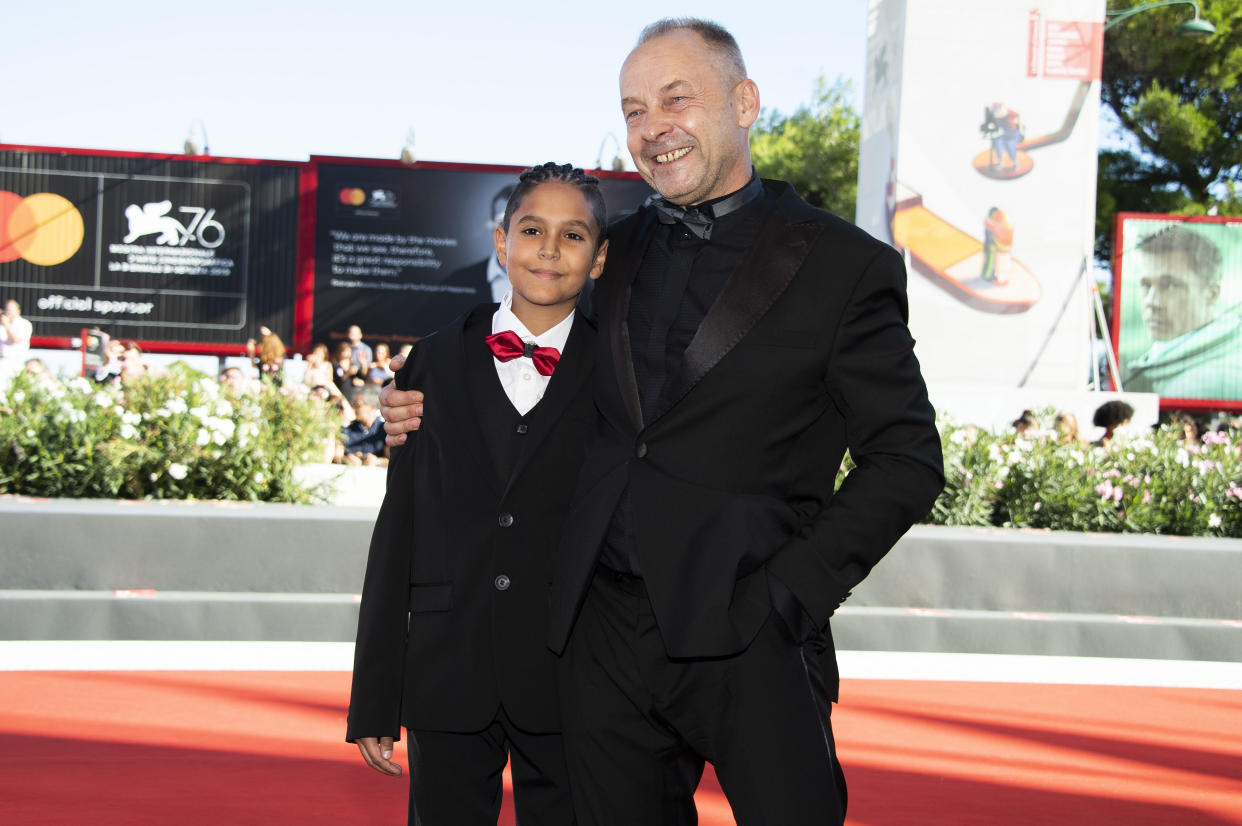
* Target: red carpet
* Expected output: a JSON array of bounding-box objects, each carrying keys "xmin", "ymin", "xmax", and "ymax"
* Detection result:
[{"xmin": 1, "ymin": 671, "xmax": 1240, "ymax": 825}]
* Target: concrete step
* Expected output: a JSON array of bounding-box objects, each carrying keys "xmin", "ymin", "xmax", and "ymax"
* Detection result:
[{"xmin": 2, "ymin": 589, "xmax": 1239, "ymax": 663}]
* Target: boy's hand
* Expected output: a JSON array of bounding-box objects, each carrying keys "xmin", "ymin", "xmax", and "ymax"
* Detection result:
[
  {"xmin": 379, "ymin": 352, "xmax": 423, "ymax": 447},
  {"xmin": 355, "ymin": 736, "xmax": 402, "ymax": 776}
]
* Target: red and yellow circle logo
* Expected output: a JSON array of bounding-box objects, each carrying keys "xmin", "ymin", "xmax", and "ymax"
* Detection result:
[
  {"xmin": 338, "ymin": 187, "xmax": 366, "ymax": 207},
  {"xmin": 0, "ymin": 191, "xmax": 85, "ymax": 266}
]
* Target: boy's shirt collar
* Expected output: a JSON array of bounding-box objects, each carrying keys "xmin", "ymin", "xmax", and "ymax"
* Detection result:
[{"xmin": 491, "ymin": 290, "xmax": 575, "ymax": 354}]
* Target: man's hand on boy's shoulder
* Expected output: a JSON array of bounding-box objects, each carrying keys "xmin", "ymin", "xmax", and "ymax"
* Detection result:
[
  {"xmin": 379, "ymin": 351, "xmax": 423, "ymax": 447},
  {"xmin": 355, "ymin": 736, "xmax": 402, "ymax": 777}
]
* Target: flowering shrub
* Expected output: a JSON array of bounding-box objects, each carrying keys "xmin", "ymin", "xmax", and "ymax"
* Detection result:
[
  {"xmin": 1, "ymin": 367, "xmax": 334, "ymax": 503},
  {"xmin": 930, "ymin": 416, "xmax": 1242, "ymax": 538}
]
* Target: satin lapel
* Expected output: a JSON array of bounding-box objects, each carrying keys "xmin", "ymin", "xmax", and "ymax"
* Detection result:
[
  {"xmin": 501, "ymin": 315, "xmax": 595, "ymax": 500},
  {"xmin": 606, "ymin": 210, "xmax": 656, "ymax": 433},
  {"xmin": 456, "ymin": 312, "xmax": 507, "ymax": 496},
  {"xmin": 666, "ymin": 198, "xmax": 826, "ymax": 414}
]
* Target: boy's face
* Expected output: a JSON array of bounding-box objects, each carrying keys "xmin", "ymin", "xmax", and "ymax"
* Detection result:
[{"xmin": 494, "ymin": 182, "xmax": 607, "ymax": 324}]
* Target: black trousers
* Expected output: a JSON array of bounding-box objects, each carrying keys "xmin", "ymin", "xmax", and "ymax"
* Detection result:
[
  {"xmin": 558, "ymin": 569, "xmax": 846, "ymax": 826},
  {"xmin": 407, "ymin": 709, "xmax": 575, "ymax": 826}
]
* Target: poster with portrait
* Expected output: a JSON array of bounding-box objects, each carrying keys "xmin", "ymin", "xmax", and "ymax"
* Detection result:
[
  {"xmin": 1114, "ymin": 214, "xmax": 1242, "ymax": 410},
  {"xmin": 309, "ymin": 159, "xmax": 652, "ymax": 347}
]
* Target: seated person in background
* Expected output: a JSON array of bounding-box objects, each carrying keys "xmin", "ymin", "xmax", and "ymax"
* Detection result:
[
  {"xmin": 253, "ymin": 326, "xmax": 286, "ymax": 385},
  {"xmin": 220, "ymin": 365, "xmax": 257, "ymax": 396},
  {"xmin": 341, "ymin": 386, "xmax": 388, "ymax": 466},
  {"xmin": 366, "ymin": 342, "xmax": 394, "ymax": 386},
  {"xmin": 1053, "ymin": 411, "xmax": 1081, "ymax": 445},
  {"xmin": 119, "ymin": 342, "xmax": 149, "ymax": 383},
  {"xmin": 1092, "ymin": 400, "xmax": 1134, "ymax": 448},
  {"xmin": 302, "ymin": 343, "xmax": 340, "ymax": 396},
  {"xmin": 333, "ymin": 341, "xmax": 362, "ymax": 399}
]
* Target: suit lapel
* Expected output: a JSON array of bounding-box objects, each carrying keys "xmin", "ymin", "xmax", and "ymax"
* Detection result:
[
  {"xmin": 605, "ymin": 210, "xmax": 656, "ymax": 433},
  {"xmin": 456, "ymin": 309, "xmax": 508, "ymax": 496},
  {"xmin": 663, "ymin": 188, "xmax": 825, "ymax": 415}
]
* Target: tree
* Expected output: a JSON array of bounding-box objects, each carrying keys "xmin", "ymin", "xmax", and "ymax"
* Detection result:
[
  {"xmin": 1096, "ymin": 0, "xmax": 1242, "ymax": 266},
  {"xmin": 750, "ymin": 76, "xmax": 860, "ymax": 220}
]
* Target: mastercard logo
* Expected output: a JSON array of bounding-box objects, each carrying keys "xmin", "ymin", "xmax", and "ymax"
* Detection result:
[
  {"xmin": 338, "ymin": 187, "xmax": 367, "ymax": 206},
  {"xmin": 0, "ymin": 191, "xmax": 85, "ymax": 267}
]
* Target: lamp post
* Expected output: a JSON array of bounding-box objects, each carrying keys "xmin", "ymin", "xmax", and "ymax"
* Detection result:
[
  {"xmin": 183, "ymin": 120, "xmax": 210, "ymax": 156},
  {"xmin": 1105, "ymin": 0, "xmax": 1216, "ymax": 34},
  {"xmin": 595, "ymin": 133, "xmax": 625, "ymax": 172}
]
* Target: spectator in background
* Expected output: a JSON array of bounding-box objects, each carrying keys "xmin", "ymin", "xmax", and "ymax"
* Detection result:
[
  {"xmin": 1053, "ymin": 411, "xmax": 1081, "ymax": 445},
  {"xmin": 1011, "ymin": 409, "xmax": 1037, "ymax": 438},
  {"xmin": 366, "ymin": 342, "xmax": 394, "ymax": 386},
  {"xmin": 1168, "ymin": 411, "xmax": 1201, "ymax": 449},
  {"xmin": 94, "ymin": 339, "xmax": 125, "ymax": 385},
  {"xmin": 347, "ymin": 325, "xmax": 372, "ymax": 377},
  {"xmin": 23, "ymin": 358, "xmax": 59, "ymax": 388},
  {"xmin": 333, "ymin": 341, "xmax": 362, "ymax": 399},
  {"xmin": 119, "ymin": 342, "xmax": 147, "ymax": 383},
  {"xmin": 1092, "ymin": 400, "xmax": 1134, "ymax": 448},
  {"xmin": 302, "ymin": 343, "xmax": 339, "ymax": 396},
  {"xmin": 341, "ymin": 386, "xmax": 386, "ymax": 466},
  {"xmin": 220, "ymin": 365, "xmax": 256, "ymax": 395},
  {"xmin": 254, "ymin": 326, "xmax": 286, "ymax": 385},
  {"xmin": 0, "ymin": 299, "xmax": 33, "ymax": 385}
]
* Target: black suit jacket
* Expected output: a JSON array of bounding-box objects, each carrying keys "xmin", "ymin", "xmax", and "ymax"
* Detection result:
[
  {"xmin": 548, "ymin": 181, "xmax": 944, "ymax": 660},
  {"xmin": 348, "ymin": 305, "xmax": 597, "ymax": 740}
]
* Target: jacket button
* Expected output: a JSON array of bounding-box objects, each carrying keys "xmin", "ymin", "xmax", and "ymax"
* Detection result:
[
  {"xmin": 635, "ymin": 442, "xmax": 647, "ymax": 459},
  {"xmin": 516, "ymin": 424, "xmax": 528, "ymax": 434},
  {"xmin": 499, "ymin": 513, "xmax": 514, "ymax": 528},
  {"xmin": 494, "ymin": 575, "xmax": 511, "ymax": 591}
]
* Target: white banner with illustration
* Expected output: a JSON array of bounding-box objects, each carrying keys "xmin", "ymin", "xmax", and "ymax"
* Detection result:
[{"xmin": 859, "ymin": 0, "xmax": 1104, "ymax": 393}]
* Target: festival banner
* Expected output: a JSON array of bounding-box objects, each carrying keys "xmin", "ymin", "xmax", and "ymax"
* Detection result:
[
  {"xmin": 0, "ymin": 147, "xmax": 301, "ymax": 346},
  {"xmin": 858, "ymin": 0, "xmax": 1104, "ymax": 393}
]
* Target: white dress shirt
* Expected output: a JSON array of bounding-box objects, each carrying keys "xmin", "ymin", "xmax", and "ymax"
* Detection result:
[{"xmin": 491, "ymin": 291, "xmax": 574, "ymax": 415}]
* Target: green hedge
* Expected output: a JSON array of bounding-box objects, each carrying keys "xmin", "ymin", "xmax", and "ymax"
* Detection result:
[
  {"xmin": 1, "ymin": 368, "xmax": 333, "ymax": 503},
  {"xmin": 4, "ymin": 370, "xmax": 1240, "ymax": 537},
  {"xmin": 924, "ymin": 416, "xmax": 1242, "ymax": 538}
]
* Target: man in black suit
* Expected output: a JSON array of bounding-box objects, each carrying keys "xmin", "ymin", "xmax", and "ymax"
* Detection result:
[{"xmin": 381, "ymin": 18, "xmax": 943, "ymax": 825}]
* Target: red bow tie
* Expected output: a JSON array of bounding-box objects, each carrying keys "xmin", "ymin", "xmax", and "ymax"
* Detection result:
[{"xmin": 486, "ymin": 330, "xmax": 560, "ymax": 376}]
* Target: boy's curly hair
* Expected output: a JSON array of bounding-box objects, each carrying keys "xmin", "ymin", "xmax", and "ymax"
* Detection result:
[{"xmin": 501, "ymin": 162, "xmax": 607, "ymax": 244}]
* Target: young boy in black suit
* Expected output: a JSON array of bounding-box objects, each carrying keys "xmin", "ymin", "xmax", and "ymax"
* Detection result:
[{"xmin": 347, "ymin": 163, "xmax": 609, "ymax": 825}]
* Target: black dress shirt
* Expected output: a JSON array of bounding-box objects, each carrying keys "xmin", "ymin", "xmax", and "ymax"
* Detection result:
[{"xmin": 600, "ymin": 174, "xmax": 774, "ymax": 575}]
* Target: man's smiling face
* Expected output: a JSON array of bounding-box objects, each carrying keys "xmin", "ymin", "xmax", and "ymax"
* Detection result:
[{"xmin": 620, "ymin": 29, "xmax": 758, "ymax": 207}]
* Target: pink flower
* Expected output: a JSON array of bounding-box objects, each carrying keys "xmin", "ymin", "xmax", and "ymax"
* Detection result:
[
  {"xmin": 1142, "ymin": 489, "xmax": 1152, "ymax": 504},
  {"xmin": 1096, "ymin": 481, "xmax": 1114, "ymax": 501},
  {"xmin": 1113, "ymin": 487, "xmax": 1124, "ymax": 502}
]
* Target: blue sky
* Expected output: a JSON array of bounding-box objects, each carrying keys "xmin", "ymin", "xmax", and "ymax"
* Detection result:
[{"xmin": 3, "ymin": 0, "xmax": 867, "ymax": 169}]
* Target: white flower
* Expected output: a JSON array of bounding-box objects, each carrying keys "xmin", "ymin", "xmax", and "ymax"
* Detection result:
[
  {"xmin": 149, "ymin": 473, "xmax": 158, "ymax": 482},
  {"xmin": 189, "ymin": 405, "xmax": 209, "ymax": 420},
  {"xmin": 67, "ymin": 377, "xmax": 92, "ymax": 394},
  {"xmin": 165, "ymin": 397, "xmax": 188, "ymax": 415},
  {"xmin": 93, "ymin": 393, "xmax": 112, "ymax": 407},
  {"xmin": 25, "ymin": 429, "xmax": 35, "ymax": 438},
  {"xmin": 196, "ymin": 429, "xmax": 210, "ymax": 447},
  {"xmin": 1208, "ymin": 514, "xmax": 1222, "ymax": 528},
  {"xmin": 214, "ymin": 401, "xmax": 233, "ymax": 418},
  {"xmin": 1175, "ymin": 448, "xmax": 1190, "ymax": 468},
  {"xmin": 119, "ymin": 424, "xmax": 137, "ymax": 440},
  {"xmin": 167, "ymin": 463, "xmax": 188, "ymax": 480},
  {"xmin": 12, "ymin": 390, "xmax": 25, "ymax": 404},
  {"xmin": 121, "ymin": 411, "xmax": 141, "ymax": 426},
  {"xmin": 253, "ymin": 472, "xmax": 265, "ymax": 485}
]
